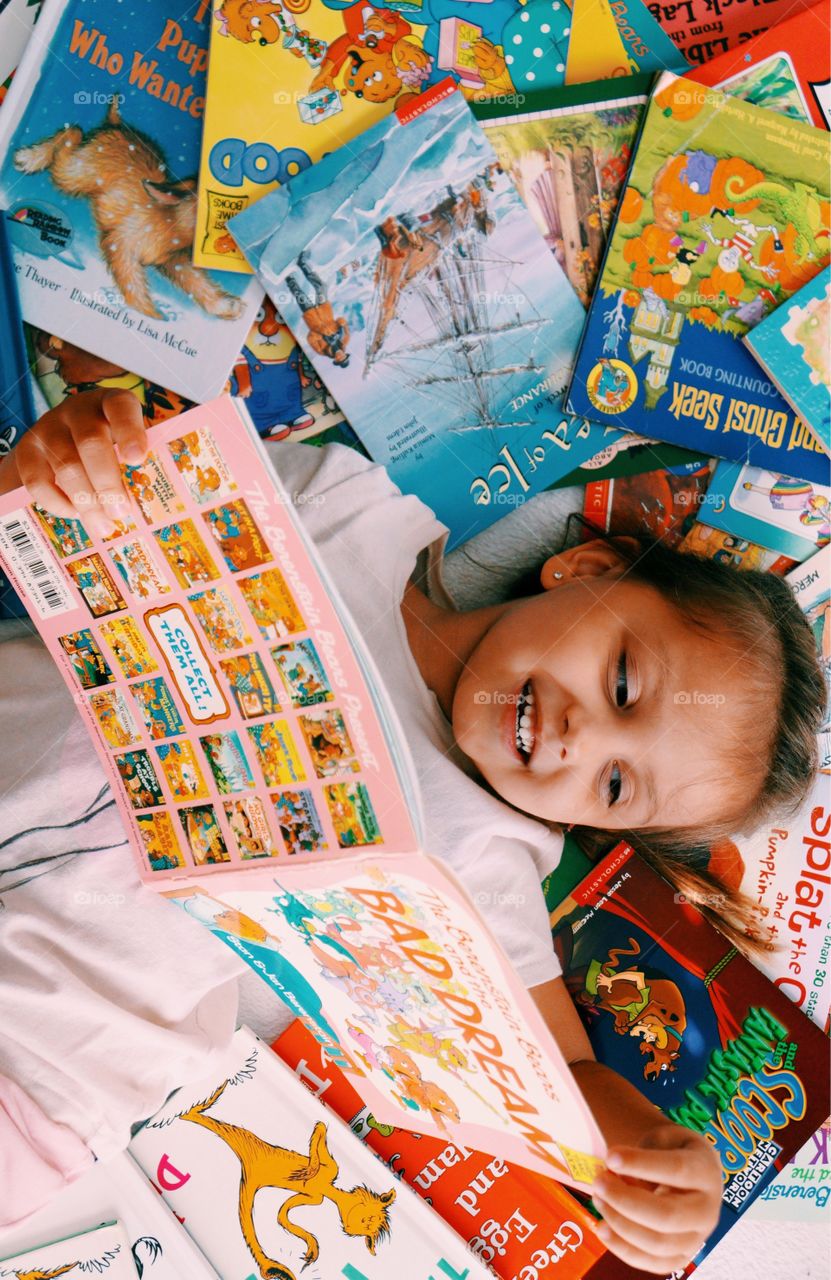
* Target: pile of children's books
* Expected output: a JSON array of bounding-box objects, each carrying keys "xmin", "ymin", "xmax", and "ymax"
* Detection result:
[{"xmin": 0, "ymin": 0, "xmax": 829, "ymax": 1276}]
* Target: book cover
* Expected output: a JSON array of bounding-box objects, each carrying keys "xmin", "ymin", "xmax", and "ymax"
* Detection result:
[
  {"xmin": 275, "ymin": 1017, "xmax": 609, "ymax": 1278},
  {"xmin": 0, "ymin": 1221, "xmax": 134, "ymax": 1277},
  {"xmin": 130, "ymin": 1026, "xmax": 492, "ymax": 1280},
  {"xmin": 472, "ymin": 75, "xmax": 650, "ymax": 305},
  {"xmin": 0, "ymin": 1153, "xmax": 218, "ymax": 1278},
  {"xmin": 744, "ymin": 268, "xmax": 831, "ymax": 457},
  {"xmin": 549, "ymin": 841, "xmax": 831, "ymax": 1276},
  {"xmin": 691, "ymin": 0, "xmax": 831, "ymax": 130},
  {"xmin": 565, "ymin": 73, "xmax": 831, "ymax": 485},
  {"xmin": 0, "ymin": 0, "xmax": 262, "ymax": 401},
  {"xmin": 701, "ymin": 460, "xmax": 830, "ymax": 561},
  {"xmin": 230, "ymin": 86, "xmax": 612, "ymax": 550},
  {"xmin": 0, "ymin": 395, "xmax": 421, "ymax": 885},
  {"xmin": 581, "ymin": 455, "xmax": 712, "ymax": 545},
  {"xmin": 0, "ymin": 0, "xmax": 41, "ymax": 92},
  {"xmin": 194, "ymin": 0, "xmax": 575, "ymax": 273},
  {"xmin": 680, "ymin": 519, "xmax": 796, "ymax": 574},
  {"xmin": 748, "ymin": 1121, "xmax": 831, "ymax": 1222},
  {"xmin": 649, "ymin": 0, "xmax": 799, "ymax": 69},
  {"xmin": 565, "ymin": 0, "xmax": 686, "ymax": 84}
]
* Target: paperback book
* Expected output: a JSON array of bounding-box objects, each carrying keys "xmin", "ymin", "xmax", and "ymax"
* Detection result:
[
  {"xmin": 565, "ymin": 72, "xmax": 831, "ymax": 485},
  {"xmin": 691, "ymin": 0, "xmax": 831, "ymax": 129},
  {"xmin": 565, "ymin": 0, "xmax": 686, "ymax": 84},
  {"xmin": 744, "ymin": 268, "xmax": 831, "ymax": 457},
  {"xmin": 472, "ymin": 75, "xmax": 651, "ymax": 305},
  {"xmin": 649, "ymin": 0, "xmax": 798, "ymax": 68},
  {"xmin": 549, "ymin": 841, "xmax": 831, "ymax": 1276},
  {"xmin": 701, "ymin": 460, "xmax": 830, "ymax": 562},
  {"xmin": 230, "ymin": 84, "xmax": 611, "ymax": 549},
  {"xmin": 0, "ymin": 392, "xmax": 606, "ymax": 1187},
  {"xmin": 680, "ymin": 520, "xmax": 796, "ymax": 574},
  {"xmin": 0, "ymin": 0, "xmax": 262, "ymax": 401},
  {"xmin": 581, "ymin": 455, "xmax": 713, "ymax": 545},
  {"xmin": 194, "ymin": 0, "xmax": 575, "ymax": 272}
]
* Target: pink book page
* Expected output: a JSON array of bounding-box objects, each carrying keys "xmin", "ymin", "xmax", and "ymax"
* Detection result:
[
  {"xmin": 162, "ymin": 851, "xmax": 607, "ymax": 1188},
  {"xmin": 0, "ymin": 396, "xmax": 419, "ymax": 885}
]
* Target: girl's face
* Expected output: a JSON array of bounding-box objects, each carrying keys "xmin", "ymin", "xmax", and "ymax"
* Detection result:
[{"xmin": 451, "ymin": 565, "xmax": 754, "ymax": 832}]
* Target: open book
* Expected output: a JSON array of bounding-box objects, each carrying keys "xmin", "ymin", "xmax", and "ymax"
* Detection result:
[{"xmin": 0, "ymin": 394, "xmax": 604, "ymax": 1188}]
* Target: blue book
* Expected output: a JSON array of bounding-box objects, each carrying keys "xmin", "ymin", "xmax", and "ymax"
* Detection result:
[
  {"xmin": 0, "ymin": 212, "xmax": 36, "ymax": 618},
  {"xmin": 701, "ymin": 459, "xmax": 830, "ymax": 561},
  {"xmin": 565, "ymin": 72, "xmax": 831, "ymax": 488},
  {"xmin": 0, "ymin": 0, "xmax": 261, "ymax": 402},
  {"xmin": 744, "ymin": 268, "xmax": 831, "ymax": 459},
  {"xmin": 230, "ymin": 84, "xmax": 615, "ymax": 549}
]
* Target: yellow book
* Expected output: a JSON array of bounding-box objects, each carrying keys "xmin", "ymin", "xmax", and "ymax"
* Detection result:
[{"xmin": 195, "ymin": 0, "xmax": 573, "ymax": 272}]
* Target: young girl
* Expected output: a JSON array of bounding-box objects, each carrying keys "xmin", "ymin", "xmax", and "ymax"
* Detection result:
[{"xmin": 0, "ymin": 389, "xmax": 824, "ymax": 1271}]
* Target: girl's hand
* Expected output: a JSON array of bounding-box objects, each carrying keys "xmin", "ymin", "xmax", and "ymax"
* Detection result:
[
  {"xmin": 592, "ymin": 1124, "xmax": 722, "ymax": 1274},
  {"xmin": 0, "ymin": 389, "xmax": 148, "ymax": 537}
]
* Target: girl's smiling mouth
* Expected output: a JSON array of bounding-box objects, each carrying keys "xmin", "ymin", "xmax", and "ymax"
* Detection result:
[{"xmin": 513, "ymin": 678, "xmax": 537, "ymax": 764}]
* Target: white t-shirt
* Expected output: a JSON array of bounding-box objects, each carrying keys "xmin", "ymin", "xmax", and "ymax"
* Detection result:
[{"xmin": 269, "ymin": 440, "xmax": 563, "ymax": 989}]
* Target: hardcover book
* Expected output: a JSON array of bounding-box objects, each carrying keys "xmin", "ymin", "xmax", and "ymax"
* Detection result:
[
  {"xmin": 129, "ymin": 1026, "xmax": 491, "ymax": 1280},
  {"xmin": 691, "ymin": 0, "xmax": 831, "ymax": 130},
  {"xmin": 0, "ymin": 392, "xmax": 606, "ymax": 1187},
  {"xmin": 744, "ymin": 268, "xmax": 831, "ymax": 457},
  {"xmin": 549, "ymin": 841, "xmax": 831, "ymax": 1276},
  {"xmin": 649, "ymin": 0, "xmax": 798, "ymax": 69},
  {"xmin": 194, "ymin": 0, "xmax": 575, "ymax": 274},
  {"xmin": 700, "ymin": 460, "xmax": 830, "ymax": 562},
  {"xmin": 565, "ymin": 72, "xmax": 831, "ymax": 486},
  {"xmin": 580, "ymin": 455, "xmax": 713, "ymax": 545},
  {"xmin": 0, "ymin": 1221, "xmax": 135, "ymax": 1278},
  {"xmin": 230, "ymin": 85, "xmax": 612, "ymax": 549},
  {"xmin": 0, "ymin": 0, "xmax": 262, "ymax": 401},
  {"xmin": 472, "ymin": 75, "xmax": 651, "ymax": 306}
]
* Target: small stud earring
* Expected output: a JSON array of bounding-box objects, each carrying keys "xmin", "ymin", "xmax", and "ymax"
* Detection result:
[{"xmin": 552, "ymin": 571, "xmax": 564, "ymax": 580}]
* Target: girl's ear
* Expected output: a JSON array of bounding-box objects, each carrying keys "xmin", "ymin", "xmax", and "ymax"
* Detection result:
[{"xmin": 540, "ymin": 537, "xmax": 640, "ymax": 589}]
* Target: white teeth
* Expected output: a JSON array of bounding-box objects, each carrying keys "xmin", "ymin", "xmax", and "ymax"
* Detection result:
[
  {"xmin": 520, "ymin": 714, "xmax": 530, "ymax": 728},
  {"xmin": 514, "ymin": 680, "xmax": 536, "ymax": 761}
]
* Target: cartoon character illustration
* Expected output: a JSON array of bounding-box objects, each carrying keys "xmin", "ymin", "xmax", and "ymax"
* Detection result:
[
  {"xmin": 285, "ymin": 251, "xmax": 350, "ymax": 366},
  {"xmin": 14, "ymin": 101, "xmax": 243, "ymax": 321},
  {"xmin": 180, "ymin": 1081, "xmax": 396, "ymax": 1279},
  {"xmin": 741, "ymin": 475, "xmax": 831, "ymax": 544},
  {"xmin": 593, "ymin": 357, "xmax": 631, "ymax": 407},
  {"xmin": 31, "ymin": 330, "xmax": 191, "ymax": 422},
  {"xmin": 307, "ymin": 2, "xmax": 431, "ymax": 106},
  {"xmin": 722, "ymin": 174, "xmax": 830, "ymax": 261},
  {"xmin": 3, "ymin": 1248, "xmax": 126, "ymax": 1279},
  {"xmin": 379, "ymin": 1045, "xmax": 460, "ymax": 1129},
  {"xmin": 229, "ymin": 298, "xmax": 315, "ymax": 438}
]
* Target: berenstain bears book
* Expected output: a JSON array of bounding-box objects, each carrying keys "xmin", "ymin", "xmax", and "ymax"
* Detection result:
[
  {"xmin": 129, "ymin": 1026, "xmax": 493, "ymax": 1280},
  {"xmin": 0, "ymin": 0, "xmax": 262, "ymax": 401},
  {"xmin": 0, "ymin": 393, "xmax": 606, "ymax": 1188},
  {"xmin": 230, "ymin": 84, "xmax": 613, "ymax": 550},
  {"xmin": 0, "ymin": 1222, "xmax": 135, "ymax": 1278},
  {"xmin": 194, "ymin": 0, "xmax": 576, "ymax": 274},
  {"xmin": 744, "ymin": 268, "xmax": 831, "ymax": 457},
  {"xmin": 0, "ymin": 1153, "xmax": 219, "ymax": 1278},
  {"xmin": 564, "ymin": 0, "xmax": 686, "ymax": 85},
  {"xmin": 565, "ymin": 72, "xmax": 831, "ymax": 486},
  {"xmin": 471, "ymin": 75, "xmax": 651, "ymax": 306},
  {"xmin": 691, "ymin": 0, "xmax": 831, "ymax": 130},
  {"xmin": 548, "ymin": 841, "xmax": 831, "ymax": 1279},
  {"xmin": 275, "ymin": 1018, "xmax": 609, "ymax": 1279}
]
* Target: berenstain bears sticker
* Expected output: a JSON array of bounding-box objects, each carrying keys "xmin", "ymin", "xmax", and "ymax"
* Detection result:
[
  {"xmin": 115, "ymin": 748, "xmax": 165, "ymax": 809},
  {"xmin": 138, "ymin": 810, "xmax": 185, "ymax": 872},
  {"xmin": 238, "ymin": 567, "xmax": 306, "ymax": 641},
  {"xmin": 168, "ymin": 426, "xmax": 239, "ymax": 506},
  {"xmin": 156, "ymin": 741, "xmax": 211, "ymax": 801},
  {"xmin": 99, "ymin": 615, "xmax": 159, "ymax": 678},
  {"xmin": 272, "ymin": 788, "xmax": 328, "ymax": 856},
  {"xmin": 59, "ymin": 629, "xmax": 115, "ymax": 689},
  {"xmin": 202, "ymin": 498, "xmax": 273, "ymax": 573},
  {"xmin": 189, "ymin": 586, "xmax": 253, "ymax": 653},
  {"xmin": 200, "ymin": 730, "xmax": 256, "ymax": 794},
  {"xmin": 124, "ymin": 452, "xmax": 187, "ymax": 524},
  {"xmin": 65, "ymin": 552, "xmax": 128, "ymax": 617},
  {"xmin": 178, "ymin": 803, "xmax": 231, "ymax": 865},
  {"xmin": 153, "ymin": 519, "xmax": 221, "ymax": 590},
  {"xmin": 298, "ymin": 706, "xmax": 360, "ymax": 778},
  {"xmin": 89, "ymin": 687, "xmax": 142, "ymax": 749},
  {"xmin": 32, "ymin": 505, "xmax": 92, "ymax": 557},
  {"xmin": 130, "ymin": 675, "xmax": 186, "ymax": 739},
  {"xmin": 324, "ymin": 781, "xmax": 382, "ymax": 846},
  {"xmin": 224, "ymin": 796, "xmax": 278, "ymax": 858},
  {"xmin": 108, "ymin": 539, "xmax": 172, "ymax": 601},
  {"xmin": 219, "ymin": 651, "xmax": 281, "ymax": 718},
  {"xmin": 271, "ymin": 638, "xmax": 334, "ymax": 708},
  {"xmin": 247, "ymin": 719, "xmax": 307, "ymax": 787}
]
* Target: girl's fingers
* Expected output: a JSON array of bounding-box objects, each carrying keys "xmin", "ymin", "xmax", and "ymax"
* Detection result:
[
  {"xmin": 595, "ymin": 1219, "xmax": 702, "ymax": 1275},
  {"xmin": 100, "ymin": 388, "xmax": 149, "ymax": 466},
  {"xmin": 594, "ymin": 1194, "xmax": 705, "ymax": 1262},
  {"xmin": 13, "ymin": 428, "xmax": 79, "ymax": 520},
  {"xmin": 69, "ymin": 409, "xmax": 132, "ymax": 525},
  {"xmin": 594, "ymin": 1174, "xmax": 714, "ymax": 1234},
  {"xmin": 607, "ymin": 1135, "xmax": 720, "ymax": 1191}
]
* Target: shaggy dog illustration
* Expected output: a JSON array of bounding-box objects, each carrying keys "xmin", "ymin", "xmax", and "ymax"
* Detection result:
[{"xmin": 14, "ymin": 101, "xmax": 243, "ymax": 322}]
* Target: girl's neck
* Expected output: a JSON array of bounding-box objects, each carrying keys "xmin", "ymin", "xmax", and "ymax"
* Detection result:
[{"xmin": 400, "ymin": 579, "xmax": 507, "ymax": 720}]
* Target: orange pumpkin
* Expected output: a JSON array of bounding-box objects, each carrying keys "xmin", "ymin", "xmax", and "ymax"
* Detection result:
[
  {"xmin": 618, "ymin": 186, "xmax": 644, "ymax": 224},
  {"xmin": 654, "ymin": 78, "xmax": 708, "ymax": 121}
]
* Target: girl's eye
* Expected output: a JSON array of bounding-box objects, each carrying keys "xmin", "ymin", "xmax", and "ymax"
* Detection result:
[
  {"xmin": 615, "ymin": 652, "xmax": 629, "ymax": 708},
  {"xmin": 607, "ymin": 761, "xmax": 622, "ymax": 806}
]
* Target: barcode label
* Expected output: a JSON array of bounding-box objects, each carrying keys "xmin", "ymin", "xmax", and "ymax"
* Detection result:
[{"xmin": 0, "ymin": 509, "xmax": 73, "ymax": 618}]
